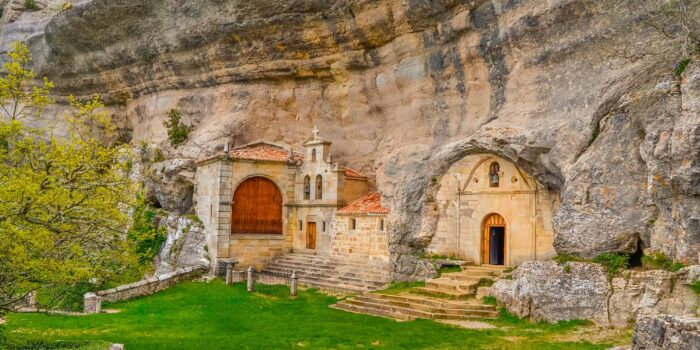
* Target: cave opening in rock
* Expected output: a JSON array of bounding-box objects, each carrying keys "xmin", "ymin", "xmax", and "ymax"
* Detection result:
[{"xmin": 628, "ymin": 241, "xmax": 645, "ymax": 268}]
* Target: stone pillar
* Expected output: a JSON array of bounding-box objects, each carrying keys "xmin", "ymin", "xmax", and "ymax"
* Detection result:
[
  {"xmin": 290, "ymin": 270, "xmax": 298, "ymax": 299},
  {"xmin": 246, "ymin": 266, "xmax": 254, "ymax": 292},
  {"xmin": 83, "ymin": 293, "xmax": 102, "ymax": 314},
  {"xmin": 226, "ymin": 262, "xmax": 234, "ymax": 285}
]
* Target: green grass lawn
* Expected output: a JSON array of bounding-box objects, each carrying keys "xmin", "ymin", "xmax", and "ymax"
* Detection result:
[{"xmin": 3, "ymin": 280, "xmax": 629, "ymax": 349}]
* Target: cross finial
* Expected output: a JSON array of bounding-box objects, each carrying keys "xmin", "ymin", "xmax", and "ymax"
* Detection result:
[{"xmin": 312, "ymin": 126, "xmax": 320, "ymax": 141}]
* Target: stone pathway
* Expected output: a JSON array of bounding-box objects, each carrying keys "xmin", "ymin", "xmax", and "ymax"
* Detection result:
[{"xmin": 438, "ymin": 319, "xmax": 498, "ymax": 329}]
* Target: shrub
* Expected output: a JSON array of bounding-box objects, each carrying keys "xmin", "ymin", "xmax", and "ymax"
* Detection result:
[
  {"xmin": 563, "ymin": 265, "xmax": 572, "ymax": 274},
  {"xmin": 692, "ymin": 280, "xmax": 700, "ymax": 295},
  {"xmin": 593, "ymin": 253, "xmax": 629, "ymax": 275},
  {"xmin": 477, "ymin": 278, "xmax": 495, "ymax": 287},
  {"xmin": 641, "ymin": 252, "xmax": 685, "ymax": 272},
  {"xmin": 128, "ymin": 199, "xmax": 167, "ymax": 266},
  {"xmin": 675, "ymin": 58, "xmax": 692, "ymax": 77},
  {"xmin": 483, "ymin": 296, "xmax": 497, "ymax": 306},
  {"xmin": 153, "ymin": 147, "xmax": 166, "ymax": 162},
  {"xmin": 24, "ymin": 0, "xmax": 40, "ymax": 11},
  {"xmin": 163, "ymin": 109, "xmax": 191, "ymax": 147},
  {"xmin": 553, "ymin": 253, "xmax": 586, "ymax": 264},
  {"xmin": 437, "ymin": 265, "xmax": 462, "ymax": 276}
]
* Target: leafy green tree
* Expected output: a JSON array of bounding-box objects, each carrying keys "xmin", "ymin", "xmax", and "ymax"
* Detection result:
[{"xmin": 0, "ymin": 42, "xmax": 138, "ymax": 313}]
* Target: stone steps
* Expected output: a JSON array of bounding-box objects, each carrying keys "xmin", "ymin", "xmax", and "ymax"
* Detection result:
[
  {"xmin": 332, "ymin": 293, "xmax": 499, "ymax": 321},
  {"xmin": 264, "ymin": 266, "xmax": 389, "ymax": 283},
  {"xmin": 331, "ymin": 302, "xmax": 415, "ymax": 321},
  {"xmin": 266, "ymin": 262, "xmax": 389, "ymax": 279},
  {"xmin": 415, "ymin": 287, "xmax": 475, "ymax": 298},
  {"xmin": 361, "ymin": 293, "xmax": 496, "ymax": 311},
  {"xmin": 260, "ymin": 253, "xmax": 391, "ymax": 293},
  {"xmin": 418, "ymin": 265, "xmax": 506, "ymax": 298}
]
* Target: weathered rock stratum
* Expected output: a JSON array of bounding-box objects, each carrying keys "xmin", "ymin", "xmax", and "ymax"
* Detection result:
[
  {"xmin": 492, "ymin": 261, "xmax": 699, "ymax": 327},
  {"xmin": 1, "ymin": 0, "xmax": 698, "ymax": 277}
]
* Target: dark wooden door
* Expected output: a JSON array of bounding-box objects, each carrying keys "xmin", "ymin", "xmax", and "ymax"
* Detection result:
[
  {"xmin": 232, "ymin": 177, "xmax": 283, "ymax": 235},
  {"xmin": 307, "ymin": 222, "xmax": 317, "ymax": 249}
]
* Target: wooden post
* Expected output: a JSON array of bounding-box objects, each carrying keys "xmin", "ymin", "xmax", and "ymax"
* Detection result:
[
  {"xmin": 290, "ymin": 270, "xmax": 298, "ymax": 299},
  {"xmin": 246, "ymin": 266, "xmax": 254, "ymax": 292}
]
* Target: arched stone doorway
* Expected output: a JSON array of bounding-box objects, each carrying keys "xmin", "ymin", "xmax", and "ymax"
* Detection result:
[
  {"xmin": 231, "ymin": 177, "xmax": 283, "ymax": 235},
  {"xmin": 482, "ymin": 214, "xmax": 506, "ymax": 265}
]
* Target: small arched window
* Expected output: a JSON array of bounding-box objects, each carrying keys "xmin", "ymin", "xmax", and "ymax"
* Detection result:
[
  {"xmin": 311, "ymin": 149, "xmax": 317, "ymax": 162},
  {"xmin": 489, "ymin": 162, "xmax": 500, "ymax": 187},
  {"xmin": 303, "ymin": 175, "xmax": 311, "ymax": 200},
  {"xmin": 315, "ymin": 175, "xmax": 323, "ymax": 200}
]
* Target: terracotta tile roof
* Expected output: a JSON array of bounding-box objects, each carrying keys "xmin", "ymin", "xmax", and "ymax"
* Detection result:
[
  {"xmin": 337, "ymin": 192, "xmax": 389, "ymax": 216},
  {"xmin": 342, "ymin": 166, "xmax": 366, "ymax": 179},
  {"xmin": 230, "ymin": 142, "xmax": 302, "ymax": 163}
]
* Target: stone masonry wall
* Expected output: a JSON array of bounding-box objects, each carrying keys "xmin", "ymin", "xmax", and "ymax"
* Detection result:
[
  {"xmin": 331, "ymin": 215, "xmax": 390, "ymax": 264},
  {"xmin": 83, "ymin": 265, "xmax": 208, "ymax": 314}
]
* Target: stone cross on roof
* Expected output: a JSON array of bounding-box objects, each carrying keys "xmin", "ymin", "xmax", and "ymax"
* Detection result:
[{"xmin": 312, "ymin": 126, "xmax": 320, "ymax": 140}]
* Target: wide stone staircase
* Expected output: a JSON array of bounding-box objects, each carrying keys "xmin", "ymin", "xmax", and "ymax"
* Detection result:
[
  {"xmin": 261, "ymin": 253, "xmax": 391, "ymax": 293},
  {"xmin": 331, "ymin": 293, "xmax": 499, "ymax": 321},
  {"xmin": 417, "ymin": 265, "xmax": 506, "ymax": 298}
]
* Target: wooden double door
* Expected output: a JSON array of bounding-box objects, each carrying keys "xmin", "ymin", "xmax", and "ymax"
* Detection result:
[{"xmin": 231, "ymin": 177, "xmax": 283, "ymax": 235}]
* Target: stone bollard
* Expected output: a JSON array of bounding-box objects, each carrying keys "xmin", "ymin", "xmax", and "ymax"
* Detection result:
[
  {"xmin": 83, "ymin": 292, "xmax": 102, "ymax": 314},
  {"xmin": 290, "ymin": 270, "xmax": 298, "ymax": 299},
  {"xmin": 226, "ymin": 262, "xmax": 234, "ymax": 285},
  {"xmin": 247, "ymin": 266, "xmax": 254, "ymax": 292}
]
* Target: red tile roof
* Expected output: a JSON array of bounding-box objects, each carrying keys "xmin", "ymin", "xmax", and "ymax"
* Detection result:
[
  {"xmin": 342, "ymin": 166, "xmax": 366, "ymax": 179},
  {"xmin": 337, "ymin": 192, "xmax": 389, "ymax": 216},
  {"xmin": 230, "ymin": 142, "xmax": 301, "ymax": 163}
]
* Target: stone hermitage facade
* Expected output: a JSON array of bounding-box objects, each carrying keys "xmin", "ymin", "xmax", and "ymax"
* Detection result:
[
  {"xmin": 195, "ymin": 129, "xmax": 380, "ymax": 272},
  {"xmin": 427, "ymin": 154, "xmax": 557, "ymax": 266},
  {"xmin": 195, "ymin": 129, "xmax": 556, "ymax": 273}
]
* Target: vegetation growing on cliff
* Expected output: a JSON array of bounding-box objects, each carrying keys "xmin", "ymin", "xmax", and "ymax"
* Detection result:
[
  {"xmin": 0, "ymin": 43, "xmax": 139, "ymax": 313},
  {"xmin": 128, "ymin": 197, "xmax": 167, "ymax": 266},
  {"xmin": 641, "ymin": 252, "xmax": 685, "ymax": 272},
  {"xmin": 164, "ymin": 109, "xmax": 191, "ymax": 147}
]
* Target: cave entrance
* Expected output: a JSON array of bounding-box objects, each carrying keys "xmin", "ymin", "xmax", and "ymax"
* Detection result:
[{"xmin": 482, "ymin": 214, "xmax": 506, "ymax": 265}]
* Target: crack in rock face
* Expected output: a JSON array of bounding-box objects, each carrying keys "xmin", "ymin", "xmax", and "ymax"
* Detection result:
[{"xmin": 2, "ymin": 0, "xmax": 698, "ymax": 277}]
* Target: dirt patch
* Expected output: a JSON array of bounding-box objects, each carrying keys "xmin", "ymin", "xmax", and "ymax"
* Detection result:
[
  {"xmin": 102, "ymin": 309, "xmax": 122, "ymax": 314},
  {"xmin": 550, "ymin": 325, "xmax": 632, "ymax": 345},
  {"xmin": 439, "ymin": 319, "xmax": 498, "ymax": 329}
]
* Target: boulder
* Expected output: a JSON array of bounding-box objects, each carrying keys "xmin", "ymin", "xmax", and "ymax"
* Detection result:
[
  {"xmin": 491, "ymin": 261, "xmax": 611, "ymax": 325},
  {"xmin": 632, "ymin": 314, "xmax": 700, "ymax": 350},
  {"xmin": 492, "ymin": 261, "xmax": 699, "ymax": 327}
]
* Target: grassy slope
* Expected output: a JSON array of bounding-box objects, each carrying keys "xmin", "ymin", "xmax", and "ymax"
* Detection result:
[{"xmin": 4, "ymin": 281, "xmax": 626, "ymax": 350}]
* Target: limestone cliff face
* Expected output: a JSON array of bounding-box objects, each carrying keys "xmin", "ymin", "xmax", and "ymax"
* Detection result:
[{"xmin": 2, "ymin": 0, "xmax": 698, "ymax": 275}]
